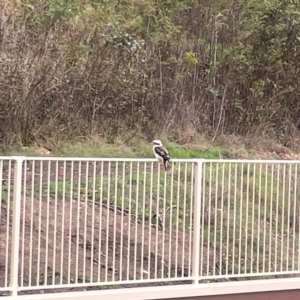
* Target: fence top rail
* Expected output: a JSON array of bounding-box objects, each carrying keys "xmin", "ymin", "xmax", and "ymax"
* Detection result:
[
  {"xmin": 0, "ymin": 156, "xmax": 202, "ymax": 163},
  {"xmin": 0, "ymin": 156, "xmax": 299, "ymax": 164},
  {"xmin": 204, "ymin": 159, "xmax": 300, "ymax": 164}
]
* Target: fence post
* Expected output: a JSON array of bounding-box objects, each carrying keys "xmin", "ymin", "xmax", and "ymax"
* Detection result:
[
  {"xmin": 192, "ymin": 159, "xmax": 204, "ymax": 285},
  {"xmin": 10, "ymin": 157, "xmax": 23, "ymax": 297}
]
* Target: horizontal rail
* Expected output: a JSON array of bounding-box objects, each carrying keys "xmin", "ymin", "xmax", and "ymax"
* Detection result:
[
  {"xmin": 3, "ymin": 156, "xmax": 300, "ymax": 163},
  {"xmin": 205, "ymin": 159, "xmax": 300, "ymax": 163},
  {"xmin": 0, "ymin": 156, "xmax": 200, "ymax": 163},
  {"xmin": 3, "ymin": 278, "xmax": 300, "ymax": 300}
]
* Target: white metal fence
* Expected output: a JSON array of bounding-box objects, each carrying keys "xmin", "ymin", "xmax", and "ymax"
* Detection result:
[{"xmin": 1, "ymin": 157, "xmax": 300, "ymax": 296}]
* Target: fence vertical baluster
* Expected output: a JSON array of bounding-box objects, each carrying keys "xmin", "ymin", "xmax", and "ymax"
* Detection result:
[
  {"xmin": 189, "ymin": 164, "xmax": 195, "ymax": 277},
  {"xmin": 5, "ymin": 160, "xmax": 12, "ymax": 289},
  {"xmin": 192, "ymin": 159, "xmax": 204, "ymax": 284},
  {"xmin": 10, "ymin": 157, "xmax": 24, "ymax": 297},
  {"xmin": 20, "ymin": 160, "xmax": 27, "ymax": 288},
  {"xmin": 200, "ymin": 161, "xmax": 206, "ymax": 278}
]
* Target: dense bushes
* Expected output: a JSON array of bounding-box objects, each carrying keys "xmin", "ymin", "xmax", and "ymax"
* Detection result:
[{"xmin": 1, "ymin": 0, "xmax": 300, "ymax": 146}]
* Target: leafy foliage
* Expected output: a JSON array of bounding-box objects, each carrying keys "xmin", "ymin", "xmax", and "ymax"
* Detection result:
[{"xmin": 1, "ymin": 0, "xmax": 300, "ymax": 146}]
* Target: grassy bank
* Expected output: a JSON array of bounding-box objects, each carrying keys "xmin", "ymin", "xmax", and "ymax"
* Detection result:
[{"xmin": 0, "ymin": 137, "xmax": 231, "ymax": 159}]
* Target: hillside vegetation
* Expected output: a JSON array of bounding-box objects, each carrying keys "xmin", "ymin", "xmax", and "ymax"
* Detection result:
[{"xmin": 1, "ymin": 0, "xmax": 300, "ymax": 149}]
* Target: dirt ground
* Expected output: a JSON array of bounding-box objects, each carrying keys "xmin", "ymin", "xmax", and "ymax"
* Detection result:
[{"xmin": 0, "ymin": 160, "xmax": 200, "ymax": 295}]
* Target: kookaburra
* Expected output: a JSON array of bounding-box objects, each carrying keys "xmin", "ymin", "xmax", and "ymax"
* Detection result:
[{"xmin": 150, "ymin": 140, "xmax": 171, "ymax": 171}]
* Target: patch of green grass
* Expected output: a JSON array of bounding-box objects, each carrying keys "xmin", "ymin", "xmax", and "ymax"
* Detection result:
[
  {"xmin": 0, "ymin": 136, "xmax": 231, "ymax": 159},
  {"xmin": 0, "ymin": 186, "xmax": 8, "ymax": 208},
  {"xmin": 54, "ymin": 139, "xmax": 133, "ymax": 158},
  {"xmin": 56, "ymin": 139, "xmax": 228, "ymax": 159}
]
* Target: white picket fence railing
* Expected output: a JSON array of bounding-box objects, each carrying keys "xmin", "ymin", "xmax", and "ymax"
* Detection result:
[{"xmin": 1, "ymin": 157, "xmax": 300, "ymax": 297}]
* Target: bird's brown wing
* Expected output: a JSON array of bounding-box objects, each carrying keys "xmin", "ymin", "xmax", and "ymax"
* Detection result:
[
  {"xmin": 155, "ymin": 146, "xmax": 169, "ymax": 159},
  {"xmin": 154, "ymin": 146, "xmax": 171, "ymax": 162},
  {"xmin": 161, "ymin": 146, "xmax": 169, "ymax": 155}
]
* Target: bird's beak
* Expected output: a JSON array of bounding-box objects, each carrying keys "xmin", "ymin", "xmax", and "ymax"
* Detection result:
[{"xmin": 149, "ymin": 142, "xmax": 153, "ymax": 145}]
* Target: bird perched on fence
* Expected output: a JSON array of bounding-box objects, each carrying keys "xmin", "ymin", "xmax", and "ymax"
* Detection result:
[{"xmin": 150, "ymin": 140, "xmax": 171, "ymax": 171}]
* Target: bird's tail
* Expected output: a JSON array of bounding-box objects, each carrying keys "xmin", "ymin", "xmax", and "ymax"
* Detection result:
[{"xmin": 164, "ymin": 160, "xmax": 168, "ymax": 171}]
